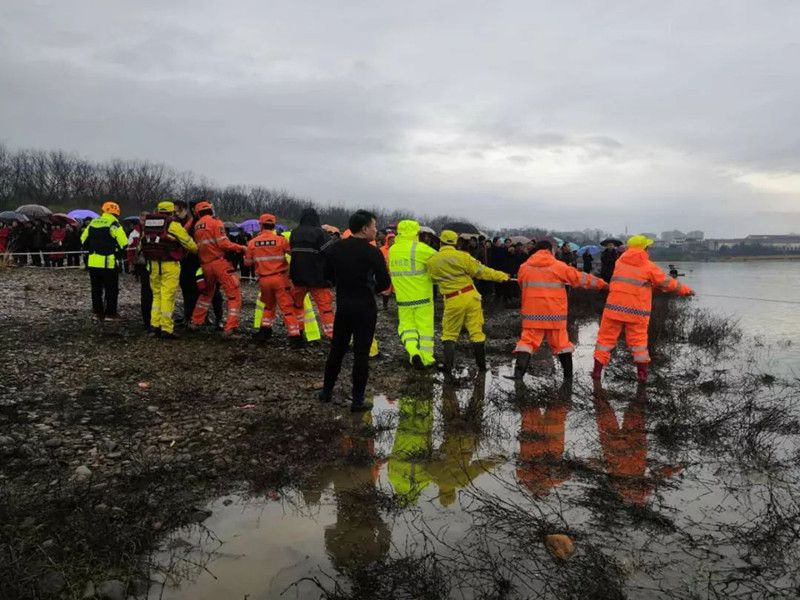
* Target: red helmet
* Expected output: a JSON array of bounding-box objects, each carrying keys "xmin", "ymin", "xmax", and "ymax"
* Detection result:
[
  {"xmin": 259, "ymin": 213, "xmax": 276, "ymax": 225},
  {"xmin": 194, "ymin": 200, "xmax": 213, "ymax": 215}
]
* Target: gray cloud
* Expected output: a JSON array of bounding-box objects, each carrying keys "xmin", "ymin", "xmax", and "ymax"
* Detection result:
[{"xmin": 1, "ymin": 0, "xmax": 799, "ymax": 236}]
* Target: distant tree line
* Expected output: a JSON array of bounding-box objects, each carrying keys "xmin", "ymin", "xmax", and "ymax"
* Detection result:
[{"xmin": 0, "ymin": 144, "xmax": 461, "ymax": 231}]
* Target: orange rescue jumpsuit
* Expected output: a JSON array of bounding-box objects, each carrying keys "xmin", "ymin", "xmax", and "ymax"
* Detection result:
[
  {"xmin": 515, "ymin": 249, "xmax": 607, "ymax": 355},
  {"xmin": 190, "ymin": 214, "xmax": 246, "ymax": 331},
  {"xmin": 594, "ymin": 248, "xmax": 693, "ymax": 365},
  {"xmin": 244, "ymin": 230, "xmax": 299, "ymax": 336}
]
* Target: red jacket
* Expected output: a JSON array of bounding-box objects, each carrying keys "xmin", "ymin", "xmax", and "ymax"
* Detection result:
[{"xmin": 193, "ymin": 215, "xmax": 245, "ymax": 264}]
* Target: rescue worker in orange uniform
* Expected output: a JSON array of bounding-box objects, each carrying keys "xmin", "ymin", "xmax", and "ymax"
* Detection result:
[
  {"xmin": 592, "ymin": 235, "xmax": 694, "ymax": 383},
  {"xmin": 244, "ymin": 213, "xmax": 303, "ymax": 346},
  {"xmin": 513, "ymin": 240, "xmax": 607, "ymax": 380},
  {"xmin": 189, "ymin": 201, "xmax": 246, "ymax": 334}
]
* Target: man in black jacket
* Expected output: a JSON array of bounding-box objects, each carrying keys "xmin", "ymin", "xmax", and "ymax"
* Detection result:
[
  {"xmin": 319, "ymin": 210, "xmax": 391, "ymax": 412},
  {"xmin": 290, "ymin": 208, "xmax": 335, "ymax": 339}
]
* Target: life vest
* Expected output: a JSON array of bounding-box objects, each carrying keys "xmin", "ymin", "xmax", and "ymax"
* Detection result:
[{"xmin": 141, "ymin": 214, "xmax": 185, "ymax": 261}]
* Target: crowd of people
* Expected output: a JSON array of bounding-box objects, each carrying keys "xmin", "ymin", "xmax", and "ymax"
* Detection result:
[
  {"xmin": 5, "ymin": 200, "xmax": 695, "ymax": 410},
  {"xmin": 0, "ymin": 219, "xmax": 84, "ymax": 267}
]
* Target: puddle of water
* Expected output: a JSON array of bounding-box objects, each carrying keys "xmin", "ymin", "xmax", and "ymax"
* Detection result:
[{"xmin": 148, "ymin": 316, "xmax": 800, "ymax": 599}]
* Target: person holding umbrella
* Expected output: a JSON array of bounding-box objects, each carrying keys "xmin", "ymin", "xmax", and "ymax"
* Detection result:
[{"xmin": 80, "ymin": 201, "xmax": 129, "ymax": 320}]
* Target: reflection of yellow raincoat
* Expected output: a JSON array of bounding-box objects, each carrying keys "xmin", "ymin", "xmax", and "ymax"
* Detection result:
[
  {"xmin": 429, "ymin": 380, "xmax": 499, "ymax": 506},
  {"xmin": 387, "ymin": 398, "xmax": 434, "ymax": 504}
]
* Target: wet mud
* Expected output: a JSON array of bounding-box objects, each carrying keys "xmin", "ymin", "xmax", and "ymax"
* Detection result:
[{"xmin": 1, "ymin": 268, "xmax": 798, "ymax": 599}]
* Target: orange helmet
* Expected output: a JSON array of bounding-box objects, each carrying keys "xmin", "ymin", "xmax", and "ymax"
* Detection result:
[
  {"xmin": 101, "ymin": 201, "xmax": 121, "ymax": 216},
  {"xmin": 259, "ymin": 213, "xmax": 276, "ymax": 225},
  {"xmin": 194, "ymin": 201, "xmax": 214, "ymax": 215}
]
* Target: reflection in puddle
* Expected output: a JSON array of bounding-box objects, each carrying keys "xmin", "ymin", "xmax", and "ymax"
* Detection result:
[{"xmin": 149, "ymin": 323, "xmax": 800, "ymax": 599}]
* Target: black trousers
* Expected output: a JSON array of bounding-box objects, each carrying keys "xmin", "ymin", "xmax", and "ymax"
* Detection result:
[
  {"xmin": 179, "ymin": 257, "xmax": 199, "ymax": 321},
  {"xmin": 323, "ymin": 296, "xmax": 377, "ymax": 403},
  {"xmin": 89, "ymin": 268, "xmax": 120, "ymax": 316}
]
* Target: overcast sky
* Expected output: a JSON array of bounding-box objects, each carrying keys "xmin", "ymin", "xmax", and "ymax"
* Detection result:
[{"xmin": 1, "ymin": 1, "xmax": 798, "ymax": 237}]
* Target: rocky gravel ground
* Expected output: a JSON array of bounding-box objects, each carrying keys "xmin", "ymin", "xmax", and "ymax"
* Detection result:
[{"xmin": 0, "ymin": 267, "xmax": 526, "ymax": 599}]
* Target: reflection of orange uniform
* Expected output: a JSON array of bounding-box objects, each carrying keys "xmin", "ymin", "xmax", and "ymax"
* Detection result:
[
  {"xmin": 593, "ymin": 391, "xmax": 681, "ymax": 505},
  {"xmin": 244, "ymin": 230, "xmax": 299, "ymax": 336},
  {"xmin": 191, "ymin": 214, "xmax": 246, "ymax": 331},
  {"xmin": 517, "ymin": 402, "xmax": 570, "ymax": 496},
  {"xmin": 515, "ymin": 250, "xmax": 606, "ymax": 354},
  {"xmin": 594, "ymin": 248, "xmax": 693, "ymax": 365}
]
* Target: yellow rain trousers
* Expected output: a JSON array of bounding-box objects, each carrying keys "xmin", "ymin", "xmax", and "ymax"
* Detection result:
[
  {"xmin": 149, "ymin": 260, "xmax": 182, "ymax": 334},
  {"xmin": 389, "ymin": 220, "xmax": 437, "ymax": 366},
  {"xmin": 441, "ymin": 290, "xmax": 486, "ymax": 342}
]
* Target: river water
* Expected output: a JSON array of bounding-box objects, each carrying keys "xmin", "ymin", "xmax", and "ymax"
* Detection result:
[
  {"xmin": 147, "ymin": 260, "xmax": 800, "ymax": 599},
  {"xmin": 671, "ymin": 260, "xmax": 800, "ymax": 374}
]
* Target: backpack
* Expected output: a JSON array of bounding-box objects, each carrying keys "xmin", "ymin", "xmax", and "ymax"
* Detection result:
[{"xmin": 141, "ymin": 214, "xmax": 185, "ymax": 261}]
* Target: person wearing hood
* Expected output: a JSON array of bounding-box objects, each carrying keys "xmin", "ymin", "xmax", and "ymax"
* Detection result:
[
  {"xmin": 513, "ymin": 240, "xmax": 607, "ymax": 380},
  {"xmin": 592, "ymin": 235, "xmax": 694, "ymax": 383},
  {"xmin": 426, "ymin": 230, "xmax": 509, "ymax": 376},
  {"xmin": 388, "ymin": 220, "xmax": 438, "ymax": 368},
  {"xmin": 289, "ymin": 208, "xmax": 335, "ymax": 339}
]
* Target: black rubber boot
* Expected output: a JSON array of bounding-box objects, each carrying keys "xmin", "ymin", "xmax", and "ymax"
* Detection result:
[
  {"xmin": 473, "ymin": 342, "xmax": 487, "ymax": 372},
  {"xmin": 443, "ymin": 341, "xmax": 456, "ymax": 378},
  {"xmin": 557, "ymin": 353, "xmax": 573, "ymax": 379},
  {"xmin": 513, "ymin": 352, "xmax": 531, "ymax": 379}
]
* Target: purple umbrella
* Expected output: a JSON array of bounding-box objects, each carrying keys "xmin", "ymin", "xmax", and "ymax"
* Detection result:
[
  {"xmin": 239, "ymin": 219, "xmax": 261, "ymax": 235},
  {"xmin": 67, "ymin": 209, "xmax": 99, "ymax": 220}
]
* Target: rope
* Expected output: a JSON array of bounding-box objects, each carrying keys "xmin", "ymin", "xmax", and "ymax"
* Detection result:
[{"xmin": 702, "ymin": 293, "xmax": 800, "ymax": 305}]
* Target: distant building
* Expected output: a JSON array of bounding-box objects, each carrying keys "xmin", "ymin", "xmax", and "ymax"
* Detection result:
[
  {"xmin": 660, "ymin": 230, "xmax": 686, "ymax": 244},
  {"xmin": 686, "ymin": 230, "xmax": 705, "ymax": 241},
  {"xmin": 742, "ymin": 235, "xmax": 800, "ymax": 250},
  {"xmin": 705, "ymin": 238, "xmax": 743, "ymax": 251},
  {"xmin": 704, "ymin": 235, "xmax": 800, "ymax": 251}
]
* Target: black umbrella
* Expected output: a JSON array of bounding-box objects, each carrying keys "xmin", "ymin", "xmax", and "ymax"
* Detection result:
[
  {"xmin": 0, "ymin": 210, "xmax": 30, "ymax": 223},
  {"xmin": 122, "ymin": 216, "xmax": 141, "ymax": 224},
  {"xmin": 15, "ymin": 204, "xmax": 53, "ymax": 219},
  {"xmin": 442, "ymin": 221, "xmax": 479, "ymax": 235},
  {"xmin": 600, "ymin": 238, "xmax": 623, "ymax": 247}
]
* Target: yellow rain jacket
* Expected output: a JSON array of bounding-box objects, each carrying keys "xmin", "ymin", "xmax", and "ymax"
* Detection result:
[
  {"xmin": 427, "ymin": 245, "xmax": 508, "ymax": 343},
  {"xmin": 388, "ymin": 220, "xmax": 437, "ymax": 365},
  {"xmin": 80, "ymin": 212, "xmax": 129, "ymax": 269}
]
